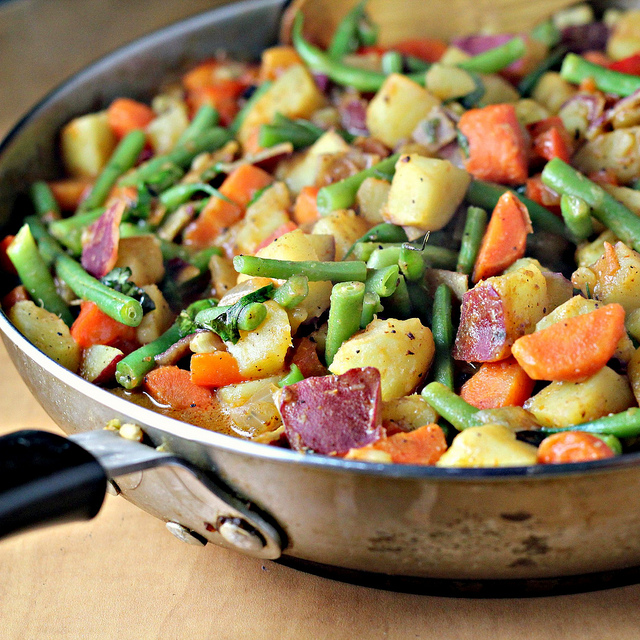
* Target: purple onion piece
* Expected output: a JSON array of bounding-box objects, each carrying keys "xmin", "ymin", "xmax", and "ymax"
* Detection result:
[
  {"xmin": 437, "ymin": 141, "xmax": 465, "ymax": 169},
  {"xmin": 339, "ymin": 98, "xmax": 369, "ymax": 136},
  {"xmin": 561, "ymin": 22, "xmax": 609, "ymax": 54},
  {"xmin": 313, "ymin": 72, "xmax": 331, "ymax": 94},
  {"xmin": 450, "ymin": 33, "xmax": 513, "ymax": 56},
  {"xmin": 154, "ymin": 331, "xmax": 205, "ymax": 366},
  {"xmin": 412, "ymin": 107, "xmax": 458, "ymax": 153}
]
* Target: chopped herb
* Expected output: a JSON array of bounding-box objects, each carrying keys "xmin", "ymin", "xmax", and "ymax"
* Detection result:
[
  {"xmin": 101, "ymin": 267, "xmax": 156, "ymax": 313},
  {"xmin": 457, "ymin": 129, "xmax": 470, "ymax": 158}
]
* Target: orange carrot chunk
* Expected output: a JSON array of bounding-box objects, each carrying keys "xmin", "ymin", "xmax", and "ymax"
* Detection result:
[
  {"xmin": 186, "ymin": 79, "xmax": 246, "ymax": 126},
  {"xmin": 107, "ymin": 98, "xmax": 155, "ymax": 139},
  {"xmin": 472, "ymin": 191, "xmax": 533, "ymax": 283},
  {"xmin": 370, "ymin": 424, "xmax": 448, "ymax": 465},
  {"xmin": 0, "ymin": 235, "xmax": 17, "ymax": 274},
  {"xmin": 2, "ymin": 285, "xmax": 29, "ymax": 311},
  {"xmin": 537, "ymin": 431, "xmax": 615, "ymax": 464},
  {"xmin": 70, "ymin": 301, "xmax": 137, "ymax": 350},
  {"xmin": 457, "ymin": 103, "xmax": 529, "ymax": 185},
  {"xmin": 190, "ymin": 352, "xmax": 248, "ymax": 388},
  {"xmin": 388, "ymin": 38, "xmax": 448, "ymax": 62},
  {"xmin": 528, "ymin": 116, "xmax": 573, "ymax": 164},
  {"xmin": 460, "ymin": 357, "xmax": 535, "ymax": 410},
  {"xmin": 292, "ymin": 185, "xmax": 321, "ymax": 225},
  {"xmin": 511, "ymin": 304, "xmax": 626, "ymax": 382},
  {"xmin": 144, "ymin": 365, "xmax": 212, "ymax": 410}
]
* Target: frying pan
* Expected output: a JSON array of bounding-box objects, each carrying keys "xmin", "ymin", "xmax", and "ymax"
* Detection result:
[{"xmin": 2, "ymin": 0, "xmax": 640, "ymax": 597}]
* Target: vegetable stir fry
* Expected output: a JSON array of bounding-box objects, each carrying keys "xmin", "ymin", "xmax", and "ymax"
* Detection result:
[{"xmin": 8, "ymin": 2, "xmax": 640, "ymax": 468}]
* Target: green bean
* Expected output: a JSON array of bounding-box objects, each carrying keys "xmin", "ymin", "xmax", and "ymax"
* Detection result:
[
  {"xmin": 49, "ymin": 207, "xmax": 104, "ymax": 254},
  {"xmin": 176, "ymin": 105, "xmax": 219, "ymax": 147},
  {"xmin": 327, "ymin": 0, "xmax": 367, "ymax": 60},
  {"xmin": 195, "ymin": 302, "xmax": 267, "ymax": 332},
  {"xmin": 560, "ymin": 193, "xmax": 593, "ymax": 241},
  {"xmin": 560, "ymin": 53, "xmax": 640, "ymax": 97},
  {"xmin": 115, "ymin": 323, "xmax": 182, "ymax": 389},
  {"xmin": 55, "ymin": 254, "xmax": 143, "ymax": 327},
  {"xmin": 325, "ymin": 281, "xmax": 365, "ymax": 365},
  {"xmin": 530, "ymin": 19, "xmax": 561, "ymax": 47},
  {"xmin": 458, "ymin": 37, "xmax": 526, "ymax": 74},
  {"xmin": 386, "ymin": 274, "xmax": 411, "ymax": 318},
  {"xmin": 399, "ymin": 245, "xmax": 427, "ymax": 281},
  {"xmin": 6, "ymin": 225, "xmax": 74, "ymax": 326},
  {"xmin": 541, "ymin": 158, "xmax": 640, "ymax": 252},
  {"xmin": 233, "ymin": 255, "xmax": 367, "ymax": 282},
  {"xmin": 431, "ymin": 284, "xmax": 454, "ymax": 389},
  {"xmin": 259, "ymin": 114, "xmax": 325, "ymax": 149},
  {"xmin": 317, "ymin": 154, "xmax": 399, "ymax": 215},
  {"xmin": 24, "ymin": 216, "xmax": 64, "ymax": 266},
  {"xmin": 364, "ymin": 264, "xmax": 399, "ymax": 297},
  {"xmin": 457, "ymin": 206, "xmax": 488, "ymax": 275},
  {"xmin": 292, "ymin": 14, "xmax": 425, "ymax": 92},
  {"xmin": 540, "ymin": 407, "xmax": 640, "ymax": 439},
  {"xmin": 382, "ymin": 51, "xmax": 403, "ymax": 74},
  {"xmin": 343, "ymin": 223, "xmax": 407, "ymax": 260},
  {"xmin": 77, "ymin": 130, "xmax": 146, "ymax": 214},
  {"xmin": 518, "ymin": 46, "xmax": 567, "ymax": 97},
  {"xmin": 367, "ymin": 246, "xmax": 403, "ymax": 269},
  {"xmin": 158, "ymin": 182, "xmax": 231, "ymax": 212},
  {"xmin": 360, "ymin": 291, "xmax": 382, "ymax": 328},
  {"xmin": 594, "ymin": 434, "xmax": 623, "ymax": 455},
  {"xmin": 189, "ymin": 246, "xmax": 224, "ymax": 272},
  {"xmin": 228, "ymin": 82, "xmax": 272, "ymax": 136},
  {"xmin": 466, "ymin": 179, "xmax": 572, "ymax": 239},
  {"xmin": 421, "ymin": 381, "xmax": 481, "ymax": 431},
  {"xmin": 30, "ymin": 181, "xmax": 60, "ymax": 220},
  {"xmin": 272, "ymin": 275, "xmax": 309, "ymax": 308},
  {"xmin": 405, "ymin": 56, "xmax": 431, "ymax": 72},
  {"xmin": 278, "ymin": 364, "xmax": 304, "ymax": 388}
]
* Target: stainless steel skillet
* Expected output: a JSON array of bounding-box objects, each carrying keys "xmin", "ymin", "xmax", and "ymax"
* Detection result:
[{"xmin": 2, "ymin": 0, "xmax": 640, "ymax": 597}]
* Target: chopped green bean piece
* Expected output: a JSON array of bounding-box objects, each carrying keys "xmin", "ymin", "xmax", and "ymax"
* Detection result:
[
  {"xmin": 325, "ymin": 281, "xmax": 365, "ymax": 365},
  {"xmin": 457, "ymin": 206, "xmax": 488, "ymax": 275},
  {"xmin": 233, "ymin": 255, "xmax": 367, "ymax": 282}
]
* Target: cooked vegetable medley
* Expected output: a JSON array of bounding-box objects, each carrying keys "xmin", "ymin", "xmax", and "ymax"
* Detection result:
[{"xmin": 10, "ymin": 2, "xmax": 640, "ymax": 467}]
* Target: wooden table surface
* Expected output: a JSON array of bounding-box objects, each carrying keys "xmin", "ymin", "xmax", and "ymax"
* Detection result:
[{"xmin": 4, "ymin": 1, "xmax": 640, "ymax": 638}]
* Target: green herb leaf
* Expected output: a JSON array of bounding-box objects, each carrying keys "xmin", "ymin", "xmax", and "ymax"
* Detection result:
[{"xmin": 101, "ymin": 267, "xmax": 156, "ymax": 313}]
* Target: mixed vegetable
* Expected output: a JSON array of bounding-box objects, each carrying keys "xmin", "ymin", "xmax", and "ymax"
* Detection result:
[{"xmin": 9, "ymin": 2, "xmax": 640, "ymax": 467}]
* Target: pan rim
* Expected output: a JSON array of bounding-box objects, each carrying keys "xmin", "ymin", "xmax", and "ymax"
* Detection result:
[{"xmin": 1, "ymin": 0, "xmax": 638, "ymax": 482}]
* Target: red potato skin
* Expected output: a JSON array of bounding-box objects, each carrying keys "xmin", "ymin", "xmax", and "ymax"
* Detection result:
[
  {"xmin": 81, "ymin": 201, "xmax": 126, "ymax": 278},
  {"xmin": 277, "ymin": 367, "xmax": 383, "ymax": 455}
]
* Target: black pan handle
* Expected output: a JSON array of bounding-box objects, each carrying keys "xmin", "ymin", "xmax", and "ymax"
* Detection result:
[{"xmin": 0, "ymin": 430, "xmax": 107, "ymax": 539}]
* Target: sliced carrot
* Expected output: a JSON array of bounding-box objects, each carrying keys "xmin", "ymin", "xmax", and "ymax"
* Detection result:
[
  {"xmin": 182, "ymin": 60, "xmax": 220, "ymax": 91},
  {"xmin": 260, "ymin": 46, "xmax": 303, "ymax": 81},
  {"xmin": 537, "ymin": 432, "xmax": 615, "ymax": 464},
  {"xmin": 369, "ymin": 424, "xmax": 448, "ymax": 465},
  {"xmin": 0, "ymin": 235, "xmax": 17, "ymax": 274},
  {"xmin": 472, "ymin": 191, "xmax": 533, "ymax": 283},
  {"xmin": 107, "ymin": 98, "xmax": 155, "ymax": 139},
  {"xmin": 190, "ymin": 351, "xmax": 248, "ymax": 388},
  {"xmin": 525, "ymin": 175, "xmax": 561, "ymax": 215},
  {"xmin": 460, "ymin": 357, "xmax": 535, "ymax": 410},
  {"xmin": 578, "ymin": 77, "xmax": 599, "ymax": 93},
  {"xmin": 186, "ymin": 80, "xmax": 245, "ymax": 126},
  {"xmin": 254, "ymin": 221, "xmax": 298, "ymax": 253},
  {"xmin": 2, "ymin": 285, "xmax": 29, "ymax": 311},
  {"xmin": 511, "ymin": 303, "xmax": 626, "ymax": 382},
  {"xmin": 388, "ymin": 38, "xmax": 448, "ymax": 62},
  {"xmin": 48, "ymin": 178, "xmax": 94, "ymax": 211},
  {"xmin": 457, "ymin": 103, "xmax": 529, "ymax": 186},
  {"xmin": 70, "ymin": 301, "xmax": 138, "ymax": 350},
  {"xmin": 292, "ymin": 185, "xmax": 321, "ymax": 226},
  {"xmin": 183, "ymin": 164, "xmax": 273, "ymax": 248},
  {"xmin": 144, "ymin": 365, "xmax": 212, "ymax": 410},
  {"xmin": 528, "ymin": 116, "xmax": 573, "ymax": 164}
]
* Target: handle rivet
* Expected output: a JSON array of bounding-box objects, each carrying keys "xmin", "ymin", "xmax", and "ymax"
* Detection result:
[
  {"xmin": 166, "ymin": 521, "xmax": 207, "ymax": 546},
  {"xmin": 217, "ymin": 517, "xmax": 265, "ymax": 553}
]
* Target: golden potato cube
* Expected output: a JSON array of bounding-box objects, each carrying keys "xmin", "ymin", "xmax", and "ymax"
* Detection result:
[
  {"xmin": 135, "ymin": 285, "xmax": 173, "ymax": 345},
  {"xmin": 355, "ymin": 177, "xmax": 391, "ymax": 225},
  {"xmin": 425, "ymin": 64, "xmax": 476, "ymax": 102},
  {"xmin": 381, "ymin": 395, "xmax": 438, "ymax": 432},
  {"xmin": 591, "ymin": 241, "xmax": 640, "ymax": 313},
  {"xmin": 146, "ymin": 103, "xmax": 189, "ymax": 155},
  {"xmin": 608, "ymin": 10, "xmax": 640, "ymax": 59},
  {"xmin": 366, "ymin": 74, "xmax": 441, "ymax": 147},
  {"xmin": 478, "ymin": 73, "xmax": 520, "ymax": 106},
  {"xmin": 514, "ymin": 99, "xmax": 551, "ymax": 127},
  {"xmin": 531, "ymin": 72, "xmax": 577, "ymax": 114},
  {"xmin": 114, "ymin": 235, "xmax": 165, "ymax": 286},
  {"xmin": 574, "ymin": 127, "xmax": 640, "ymax": 183},
  {"xmin": 384, "ymin": 154, "xmax": 471, "ymax": 231},
  {"xmin": 312, "ymin": 209, "xmax": 370, "ymax": 260},
  {"xmin": 524, "ymin": 366, "xmax": 634, "ymax": 428},
  {"xmin": 61, "ymin": 111, "xmax": 117, "ymax": 178},
  {"xmin": 329, "ymin": 317, "xmax": 434, "ymax": 401}
]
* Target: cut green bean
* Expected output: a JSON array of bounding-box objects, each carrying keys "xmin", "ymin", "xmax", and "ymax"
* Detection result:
[
  {"xmin": 233, "ymin": 255, "xmax": 367, "ymax": 282},
  {"xmin": 273, "ymin": 274, "xmax": 309, "ymax": 308},
  {"xmin": 317, "ymin": 154, "xmax": 399, "ymax": 215},
  {"xmin": 327, "ymin": 0, "xmax": 367, "ymax": 60},
  {"xmin": 466, "ymin": 179, "xmax": 572, "ymax": 239},
  {"xmin": 343, "ymin": 223, "xmax": 407, "ymax": 260},
  {"xmin": 55, "ymin": 254, "xmax": 143, "ymax": 327},
  {"xmin": 360, "ymin": 291, "xmax": 382, "ymax": 328},
  {"xmin": 457, "ymin": 206, "xmax": 488, "ymax": 275},
  {"xmin": 24, "ymin": 216, "xmax": 65, "ymax": 266},
  {"xmin": 386, "ymin": 274, "xmax": 411, "ymax": 318},
  {"xmin": 30, "ymin": 181, "xmax": 60, "ymax": 220},
  {"xmin": 229, "ymin": 82, "xmax": 272, "ymax": 136},
  {"xmin": 278, "ymin": 364, "xmax": 304, "ymax": 388},
  {"xmin": 6, "ymin": 225, "xmax": 74, "ymax": 326},
  {"xmin": 560, "ymin": 52, "xmax": 640, "ymax": 97},
  {"xmin": 325, "ymin": 281, "xmax": 365, "ymax": 365},
  {"xmin": 541, "ymin": 158, "xmax": 640, "ymax": 252},
  {"xmin": 458, "ymin": 37, "xmax": 526, "ymax": 74},
  {"xmin": 176, "ymin": 104, "xmax": 219, "ymax": 147},
  {"xmin": 367, "ymin": 246, "xmax": 403, "ymax": 269},
  {"xmin": 421, "ymin": 381, "xmax": 481, "ymax": 431},
  {"xmin": 49, "ymin": 207, "xmax": 105, "ymax": 254},
  {"xmin": 540, "ymin": 407, "xmax": 640, "ymax": 439},
  {"xmin": 237, "ymin": 302, "xmax": 267, "ymax": 330},
  {"xmin": 594, "ymin": 433, "xmax": 622, "ymax": 455},
  {"xmin": 382, "ymin": 51, "xmax": 403, "ymax": 74},
  {"xmin": 431, "ymin": 284, "xmax": 454, "ymax": 389},
  {"xmin": 158, "ymin": 182, "xmax": 231, "ymax": 212},
  {"xmin": 364, "ymin": 264, "xmax": 400, "ymax": 297},
  {"xmin": 77, "ymin": 130, "xmax": 146, "ymax": 214},
  {"xmin": 560, "ymin": 193, "xmax": 593, "ymax": 241}
]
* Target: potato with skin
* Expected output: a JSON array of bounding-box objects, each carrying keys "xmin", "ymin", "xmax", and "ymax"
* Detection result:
[
  {"xmin": 329, "ymin": 317, "xmax": 435, "ymax": 401},
  {"xmin": 524, "ymin": 366, "xmax": 635, "ymax": 428}
]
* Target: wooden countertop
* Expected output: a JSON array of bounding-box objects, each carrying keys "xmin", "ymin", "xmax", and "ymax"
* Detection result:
[{"xmin": 3, "ymin": 1, "xmax": 640, "ymax": 638}]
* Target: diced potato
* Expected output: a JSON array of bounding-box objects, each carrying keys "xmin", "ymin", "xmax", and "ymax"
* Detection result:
[
  {"xmin": 217, "ymin": 375, "xmax": 283, "ymax": 408},
  {"xmin": 238, "ymin": 65, "xmax": 326, "ymax": 146},
  {"xmin": 575, "ymin": 229, "xmax": 618, "ymax": 268},
  {"xmin": 61, "ymin": 112, "xmax": 117, "ymax": 178},
  {"xmin": 574, "ymin": 127, "xmax": 640, "ymax": 183},
  {"xmin": 589, "ymin": 241, "xmax": 640, "ymax": 313},
  {"xmin": 384, "ymin": 154, "xmax": 470, "ymax": 231},
  {"xmin": 531, "ymin": 72, "xmax": 577, "ymax": 114},
  {"xmin": 627, "ymin": 347, "xmax": 640, "ymax": 405},
  {"xmin": 146, "ymin": 101, "xmax": 189, "ymax": 155},
  {"xmin": 312, "ymin": 209, "xmax": 370, "ymax": 260},
  {"xmin": 329, "ymin": 317, "xmax": 435, "ymax": 401},
  {"xmin": 135, "ymin": 285, "xmax": 173, "ymax": 345},
  {"xmin": 607, "ymin": 9, "xmax": 640, "ymax": 60},
  {"xmin": 234, "ymin": 182, "xmax": 292, "ymax": 255},
  {"xmin": 259, "ymin": 45, "xmax": 303, "ymax": 81},
  {"xmin": 506, "ymin": 258, "xmax": 572, "ymax": 313},
  {"xmin": 114, "ymin": 235, "xmax": 165, "ymax": 286},
  {"xmin": 425, "ymin": 64, "xmax": 476, "ymax": 102},
  {"xmin": 356, "ymin": 177, "xmax": 391, "ymax": 225},
  {"xmin": 189, "ymin": 331, "xmax": 225, "ymax": 353},
  {"xmin": 439, "ymin": 47, "xmax": 470, "ymax": 65},
  {"xmin": 524, "ymin": 366, "xmax": 634, "ymax": 428},
  {"xmin": 306, "ymin": 234, "xmax": 335, "ymax": 261},
  {"xmin": 553, "ymin": 3, "xmax": 594, "ymax": 29},
  {"xmin": 366, "ymin": 74, "xmax": 441, "ymax": 147},
  {"xmin": 436, "ymin": 424, "xmax": 538, "ymax": 467},
  {"xmin": 219, "ymin": 277, "xmax": 274, "ymax": 306},
  {"xmin": 514, "ymin": 98, "xmax": 551, "ymax": 126},
  {"xmin": 381, "ymin": 394, "xmax": 438, "ymax": 431},
  {"xmin": 558, "ymin": 94, "xmax": 601, "ymax": 140},
  {"xmin": 478, "ymin": 73, "xmax": 520, "ymax": 106},
  {"xmin": 602, "ymin": 184, "xmax": 640, "ymax": 216},
  {"xmin": 279, "ymin": 131, "xmax": 351, "ymax": 194},
  {"xmin": 10, "ymin": 301, "xmax": 80, "ymax": 372},
  {"xmin": 209, "ymin": 254, "xmax": 238, "ymax": 299},
  {"xmin": 226, "ymin": 301, "xmax": 292, "ymax": 378},
  {"xmin": 628, "ymin": 308, "xmax": 640, "ymax": 342}
]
